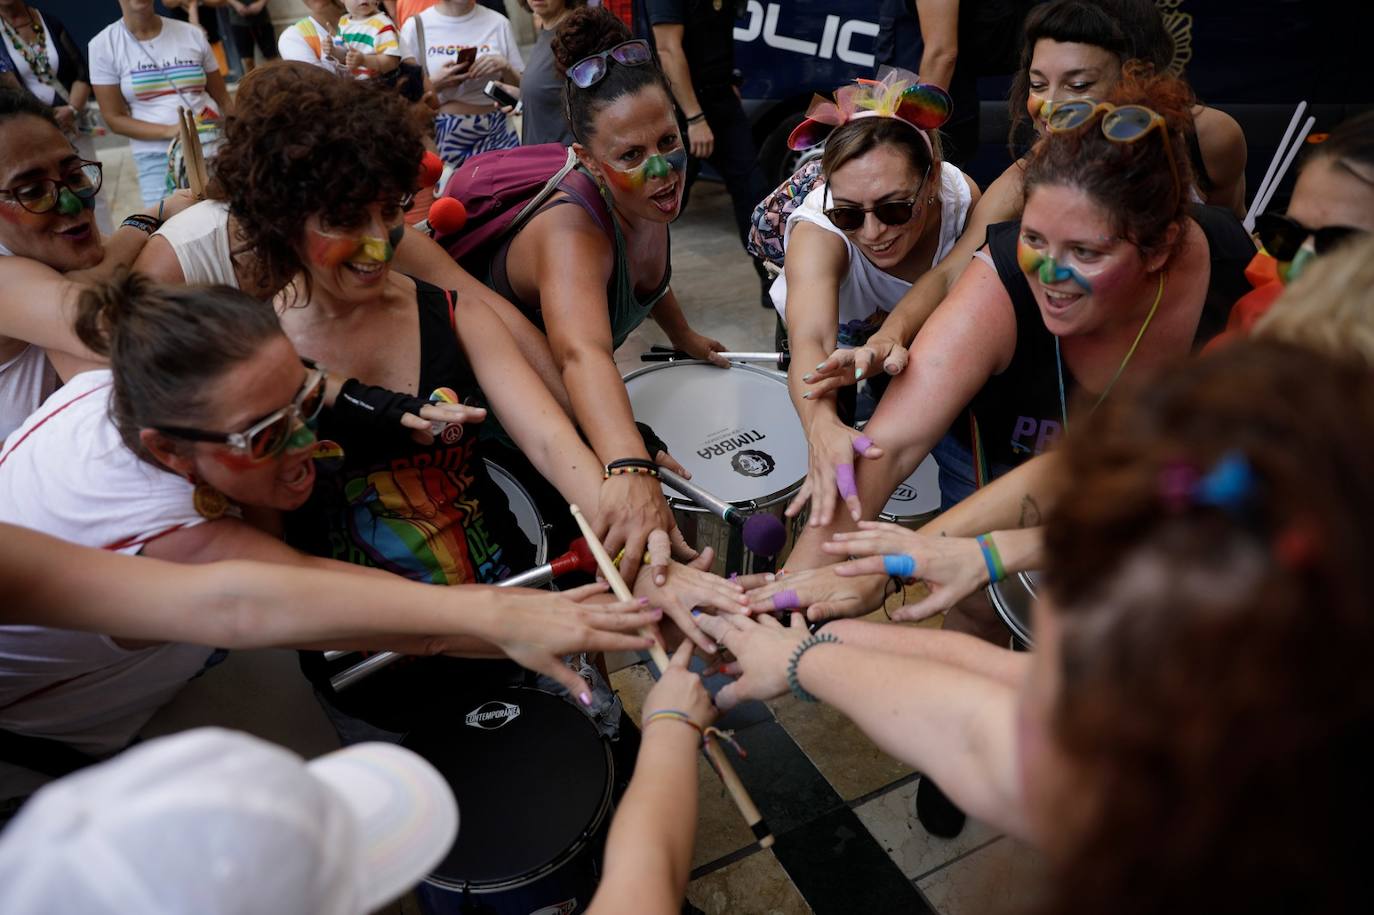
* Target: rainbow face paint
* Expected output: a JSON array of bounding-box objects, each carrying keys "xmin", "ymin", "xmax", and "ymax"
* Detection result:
[
  {"xmin": 55, "ymin": 187, "xmax": 85, "ymax": 216},
  {"xmin": 305, "ymin": 221, "xmax": 405, "ymax": 269},
  {"xmin": 601, "ymin": 147, "xmax": 687, "ymax": 191},
  {"xmin": 1017, "ymin": 238, "xmax": 1094, "ymax": 292}
]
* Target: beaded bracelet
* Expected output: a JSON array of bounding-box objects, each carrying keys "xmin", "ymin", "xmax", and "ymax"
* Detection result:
[
  {"xmin": 604, "ymin": 465, "xmax": 660, "ymax": 480},
  {"xmin": 976, "ymin": 533, "xmax": 1007, "ymax": 584},
  {"xmin": 787, "ymin": 632, "xmax": 840, "ymax": 703}
]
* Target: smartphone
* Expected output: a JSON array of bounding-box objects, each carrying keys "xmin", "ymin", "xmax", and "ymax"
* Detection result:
[
  {"xmin": 455, "ymin": 45, "xmax": 478, "ymax": 67},
  {"xmin": 484, "ymin": 80, "xmax": 522, "ymax": 114}
]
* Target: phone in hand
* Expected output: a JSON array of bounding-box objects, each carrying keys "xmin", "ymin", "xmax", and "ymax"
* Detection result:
[
  {"xmin": 455, "ymin": 45, "xmax": 478, "ymax": 68},
  {"xmin": 483, "ymin": 80, "xmax": 522, "ymax": 113}
]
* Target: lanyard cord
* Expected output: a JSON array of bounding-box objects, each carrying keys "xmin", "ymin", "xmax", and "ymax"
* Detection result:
[{"xmin": 1056, "ymin": 271, "xmax": 1166, "ymax": 430}]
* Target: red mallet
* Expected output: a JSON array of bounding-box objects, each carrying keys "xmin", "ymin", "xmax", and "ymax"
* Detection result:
[
  {"xmin": 428, "ymin": 196, "xmax": 468, "ymax": 235},
  {"xmin": 417, "ymin": 150, "xmax": 444, "ymax": 190}
]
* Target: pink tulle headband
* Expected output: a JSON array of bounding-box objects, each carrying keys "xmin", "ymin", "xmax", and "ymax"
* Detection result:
[{"xmin": 787, "ymin": 67, "xmax": 953, "ymax": 153}]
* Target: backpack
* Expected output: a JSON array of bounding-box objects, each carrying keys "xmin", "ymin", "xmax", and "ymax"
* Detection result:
[
  {"xmin": 436, "ymin": 144, "xmax": 612, "ymax": 275},
  {"xmin": 746, "ymin": 158, "xmax": 825, "ymax": 269}
]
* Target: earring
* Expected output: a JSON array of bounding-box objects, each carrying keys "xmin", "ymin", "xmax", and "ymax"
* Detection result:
[
  {"xmin": 192, "ymin": 483, "xmax": 230, "ymax": 520},
  {"xmin": 927, "ymin": 194, "xmax": 936, "ymax": 206}
]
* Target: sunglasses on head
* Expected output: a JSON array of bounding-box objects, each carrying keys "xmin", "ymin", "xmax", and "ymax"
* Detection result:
[
  {"xmin": 566, "ymin": 40, "xmax": 654, "ymax": 89},
  {"xmin": 822, "ymin": 166, "xmax": 930, "ymax": 233},
  {"xmin": 156, "ymin": 363, "xmax": 327, "ymax": 463},
  {"xmin": 0, "ymin": 160, "xmax": 102, "ymax": 214},
  {"xmin": 1045, "ymin": 100, "xmax": 1181, "ymax": 203},
  {"xmin": 1254, "ymin": 212, "xmax": 1365, "ymax": 262}
]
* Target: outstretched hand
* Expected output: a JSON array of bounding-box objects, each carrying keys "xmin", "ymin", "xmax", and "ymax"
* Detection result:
[
  {"xmin": 826, "ymin": 523, "xmax": 988, "ymax": 622},
  {"xmin": 743, "ymin": 565, "xmax": 887, "ymax": 623},
  {"xmin": 804, "ymin": 335, "xmax": 910, "ymax": 398},
  {"xmin": 694, "ymin": 611, "xmax": 809, "ymax": 710}
]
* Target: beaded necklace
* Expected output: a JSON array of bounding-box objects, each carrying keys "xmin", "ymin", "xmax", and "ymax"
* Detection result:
[{"xmin": 1, "ymin": 6, "xmax": 56, "ymax": 87}]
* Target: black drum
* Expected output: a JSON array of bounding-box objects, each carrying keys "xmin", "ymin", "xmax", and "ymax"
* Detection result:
[
  {"xmin": 404, "ymin": 688, "xmax": 615, "ymax": 915},
  {"xmin": 988, "ymin": 571, "xmax": 1040, "ymax": 647}
]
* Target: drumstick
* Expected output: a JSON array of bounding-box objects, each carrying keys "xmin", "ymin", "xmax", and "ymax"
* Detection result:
[
  {"xmin": 1244, "ymin": 101, "xmax": 1306, "ymax": 233},
  {"xmin": 179, "ymin": 107, "xmax": 206, "ymax": 198},
  {"xmin": 568, "ymin": 505, "xmax": 776, "ymax": 849}
]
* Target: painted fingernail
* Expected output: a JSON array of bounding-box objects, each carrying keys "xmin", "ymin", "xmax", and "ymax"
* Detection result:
[
  {"xmin": 691, "ymin": 609, "xmax": 702, "ymax": 617},
  {"xmin": 802, "ymin": 373, "xmax": 814, "ymax": 382},
  {"xmin": 855, "ymin": 368, "xmax": 865, "ymax": 380},
  {"xmin": 639, "ymin": 598, "xmax": 650, "ymax": 605},
  {"xmin": 729, "ymin": 572, "xmax": 739, "ymax": 581},
  {"xmin": 650, "ymin": 608, "xmax": 663, "ymax": 618},
  {"xmin": 578, "ymin": 691, "xmax": 592, "ymax": 707},
  {"xmin": 815, "ymin": 362, "xmax": 826, "ymax": 371},
  {"xmin": 852, "ymin": 435, "xmax": 874, "ymax": 456},
  {"xmin": 766, "ymin": 572, "xmax": 776, "ymax": 581},
  {"xmin": 802, "ymin": 391, "xmax": 813, "ymax": 400}
]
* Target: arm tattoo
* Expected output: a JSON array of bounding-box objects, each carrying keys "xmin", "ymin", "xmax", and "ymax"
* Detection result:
[{"xmin": 1018, "ymin": 495, "xmax": 1042, "ymax": 528}]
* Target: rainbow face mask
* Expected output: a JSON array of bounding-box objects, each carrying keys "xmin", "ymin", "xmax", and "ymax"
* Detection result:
[
  {"xmin": 600, "ymin": 147, "xmax": 688, "ymax": 191},
  {"xmin": 1017, "ymin": 238, "xmax": 1095, "ymax": 292},
  {"xmin": 306, "ymin": 222, "xmax": 406, "ymax": 269}
]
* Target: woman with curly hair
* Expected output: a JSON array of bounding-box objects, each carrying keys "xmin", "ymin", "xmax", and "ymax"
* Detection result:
[
  {"xmin": 699, "ymin": 338, "xmax": 1374, "ymax": 915},
  {"xmin": 143, "ymin": 57, "xmax": 748, "ymax": 745}
]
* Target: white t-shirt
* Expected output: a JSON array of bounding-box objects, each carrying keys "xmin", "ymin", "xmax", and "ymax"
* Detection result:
[
  {"xmin": 87, "ymin": 17, "xmax": 222, "ymax": 156},
  {"xmin": 0, "ymin": 345, "xmax": 59, "ymax": 446},
  {"xmin": 153, "ymin": 200, "xmax": 236, "ymax": 287},
  {"xmin": 277, "ymin": 16, "xmax": 345, "ymax": 74},
  {"xmin": 0, "ymin": 370, "xmax": 216, "ymax": 797},
  {"xmin": 1, "ymin": 11, "xmax": 61, "ymax": 105},
  {"xmin": 770, "ymin": 161, "xmax": 974, "ymax": 348},
  {"xmin": 400, "ymin": 5, "xmax": 524, "ymax": 107}
]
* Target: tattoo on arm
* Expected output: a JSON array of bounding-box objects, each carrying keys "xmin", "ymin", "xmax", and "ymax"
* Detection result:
[{"xmin": 1018, "ymin": 495, "xmax": 1042, "ymax": 528}]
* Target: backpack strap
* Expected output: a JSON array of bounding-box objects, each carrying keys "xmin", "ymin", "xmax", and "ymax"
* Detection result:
[{"xmin": 504, "ymin": 147, "xmax": 582, "ymax": 240}]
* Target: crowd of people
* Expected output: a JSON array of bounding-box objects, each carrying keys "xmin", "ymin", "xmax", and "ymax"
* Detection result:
[{"xmin": 0, "ymin": 0, "xmax": 1369, "ymax": 912}]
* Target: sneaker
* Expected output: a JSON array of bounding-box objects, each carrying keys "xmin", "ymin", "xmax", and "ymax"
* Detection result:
[{"xmin": 914, "ymin": 776, "xmax": 967, "ymax": 838}]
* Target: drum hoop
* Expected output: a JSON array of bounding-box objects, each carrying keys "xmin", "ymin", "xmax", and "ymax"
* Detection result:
[
  {"xmin": 483, "ymin": 458, "xmax": 549, "ymax": 566},
  {"xmin": 420, "ymin": 740, "xmax": 614, "ymax": 894},
  {"xmin": 986, "ymin": 575, "xmax": 1036, "ymax": 646},
  {"xmin": 622, "ymin": 360, "xmax": 804, "ymax": 507}
]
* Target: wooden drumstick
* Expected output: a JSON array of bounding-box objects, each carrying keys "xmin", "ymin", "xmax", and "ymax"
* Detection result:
[
  {"xmin": 178, "ymin": 107, "xmax": 206, "ymax": 198},
  {"xmin": 569, "ymin": 505, "xmax": 775, "ymax": 849}
]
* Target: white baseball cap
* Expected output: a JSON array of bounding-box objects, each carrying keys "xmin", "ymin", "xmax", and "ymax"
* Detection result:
[{"xmin": 0, "ymin": 727, "xmax": 457, "ymax": 915}]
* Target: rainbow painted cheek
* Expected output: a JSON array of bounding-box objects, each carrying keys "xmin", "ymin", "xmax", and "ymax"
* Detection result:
[
  {"xmin": 1016, "ymin": 240, "xmax": 1093, "ymax": 292},
  {"xmin": 602, "ymin": 148, "xmax": 688, "ymax": 191},
  {"xmin": 306, "ymin": 223, "xmax": 404, "ymax": 268}
]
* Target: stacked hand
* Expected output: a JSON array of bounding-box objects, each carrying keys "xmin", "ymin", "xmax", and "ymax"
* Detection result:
[
  {"xmin": 743, "ymin": 565, "xmax": 887, "ymax": 623},
  {"xmin": 695, "ymin": 612, "xmax": 809, "ymax": 711},
  {"xmin": 785, "ymin": 414, "xmax": 883, "ymax": 527},
  {"xmin": 597, "ymin": 472, "xmax": 696, "ymax": 584},
  {"xmin": 826, "ymin": 523, "xmax": 989, "ymax": 622},
  {"xmin": 443, "ymin": 582, "xmax": 658, "ymax": 697},
  {"xmin": 804, "ymin": 335, "xmax": 910, "ymax": 398},
  {"xmin": 642, "ymin": 640, "xmax": 717, "ymax": 728},
  {"xmin": 632, "ymin": 548, "xmax": 755, "ymax": 654}
]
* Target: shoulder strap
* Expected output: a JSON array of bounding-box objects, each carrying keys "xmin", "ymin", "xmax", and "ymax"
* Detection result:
[
  {"xmin": 505, "ymin": 147, "xmax": 581, "ymax": 238},
  {"xmin": 415, "ymin": 13, "xmax": 425, "ymax": 64}
]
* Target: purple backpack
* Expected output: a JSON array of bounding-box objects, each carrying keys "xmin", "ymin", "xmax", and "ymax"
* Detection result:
[{"xmin": 436, "ymin": 144, "xmax": 611, "ymax": 275}]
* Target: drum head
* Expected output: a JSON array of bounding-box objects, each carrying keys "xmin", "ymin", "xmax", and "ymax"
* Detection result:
[
  {"xmin": 878, "ymin": 454, "xmax": 942, "ymax": 521},
  {"xmin": 403, "ymin": 688, "xmax": 611, "ymax": 886},
  {"xmin": 485, "ymin": 460, "xmax": 548, "ymax": 565},
  {"xmin": 623, "ymin": 362, "xmax": 807, "ymax": 505},
  {"xmin": 988, "ymin": 571, "xmax": 1039, "ymax": 646}
]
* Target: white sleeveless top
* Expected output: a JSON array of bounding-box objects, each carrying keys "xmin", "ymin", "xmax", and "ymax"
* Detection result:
[
  {"xmin": 0, "ymin": 370, "xmax": 216, "ymax": 797},
  {"xmin": 770, "ymin": 161, "xmax": 973, "ymax": 348},
  {"xmin": 152, "ymin": 200, "xmax": 237, "ymax": 287}
]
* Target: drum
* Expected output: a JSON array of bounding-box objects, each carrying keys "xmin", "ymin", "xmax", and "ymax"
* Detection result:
[
  {"xmin": 623, "ymin": 361, "xmax": 809, "ymax": 574},
  {"xmin": 859, "ymin": 422, "xmax": 942, "ymax": 529},
  {"xmin": 485, "ymin": 459, "xmax": 549, "ymax": 567},
  {"xmin": 988, "ymin": 570, "xmax": 1040, "ymax": 647},
  {"xmin": 405, "ymin": 687, "xmax": 615, "ymax": 915}
]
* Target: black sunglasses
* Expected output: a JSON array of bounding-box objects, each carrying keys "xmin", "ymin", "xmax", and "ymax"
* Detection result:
[
  {"xmin": 822, "ymin": 167, "xmax": 930, "ymax": 233},
  {"xmin": 1255, "ymin": 212, "xmax": 1365, "ymax": 261}
]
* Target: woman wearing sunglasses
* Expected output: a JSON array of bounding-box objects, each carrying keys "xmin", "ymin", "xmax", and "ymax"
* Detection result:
[
  {"xmin": 0, "ymin": 272, "xmax": 658, "ymax": 808},
  {"xmin": 807, "ymin": 0, "xmax": 1247, "ymax": 406},
  {"xmin": 477, "ymin": 7, "xmax": 728, "ymax": 580},
  {"xmin": 768, "ymin": 69, "xmax": 980, "ymax": 528},
  {"xmin": 0, "ymin": 87, "xmax": 198, "ymax": 443},
  {"xmin": 1213, "ymin": 110, "xmax": 1374, "ymax": 345}
]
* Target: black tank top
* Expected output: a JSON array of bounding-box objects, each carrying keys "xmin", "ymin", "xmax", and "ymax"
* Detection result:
[{"xmin": 953, "ymin": 206, "xmax": 1254, "ymax": 471}]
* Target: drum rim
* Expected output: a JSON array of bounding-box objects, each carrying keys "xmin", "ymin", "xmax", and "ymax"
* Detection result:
[
  {"xmin": 420, "ymin": 741, "xmax": 614, "ymax": 893},
  {"xmin": 483, "ymin": 458, "xmax": 549, "ymax": 566},
  {"xmin": 623, "ymin": 360, "xmax": 804, "ymax": 510},
  {"xmin": 986, "ymin": 571, "xmax": 1038, "ymax": 646}
]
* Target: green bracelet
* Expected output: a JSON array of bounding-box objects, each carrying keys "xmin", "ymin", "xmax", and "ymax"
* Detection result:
[
  {"xmin": 787, "ymin": 632, "xmax": 840, "ymax": 703},
  {"xmin": 976, "ymin": 533, "xmax": 1007, "ymax": 584}
]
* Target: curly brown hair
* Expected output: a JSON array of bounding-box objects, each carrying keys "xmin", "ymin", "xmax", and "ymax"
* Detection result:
[
  {"xmin": 551, "ymin": 6, "xmax": 673, "ymax": 145},
  {"xmin": 1022, "ymin": 68, "xmax": 1196, "ymax": 262},
  {"xmin": 211, "ymin": 62, "xmax": 426, "ymax": 297},
  {"xmin": 1040, "ymin": 340, "xmax": 1374, "ymax": 915}
]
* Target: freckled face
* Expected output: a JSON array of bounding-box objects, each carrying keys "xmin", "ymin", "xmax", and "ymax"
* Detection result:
[
  {"xmin": 1026, "ymin": 40, "xmax": 1122, "ymax": 133},
  {"xmin": 1020, "ymin": 183, "xmax": 1146, "ymax": 337}
]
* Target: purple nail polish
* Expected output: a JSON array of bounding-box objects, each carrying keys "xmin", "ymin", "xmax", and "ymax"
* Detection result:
[{"xmin": 578, "ymin": 691, "xmax": 592, "ymax": 707}]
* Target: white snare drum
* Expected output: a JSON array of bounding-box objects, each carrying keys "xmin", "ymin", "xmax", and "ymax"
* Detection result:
[
  {"xmin": 623, "ymin": 361, "xmax": 807, "ymax": 574},
  {"xmin": 988, "ymin": 570, "xmax": 1039, "ymax": 647},
  {"xmin": 877, "ymin": 455, "xmax": 942, "ymax": 527},
  {"xmin": 486, "ymin": 459, "xmax": 548, "ymax": 566}
]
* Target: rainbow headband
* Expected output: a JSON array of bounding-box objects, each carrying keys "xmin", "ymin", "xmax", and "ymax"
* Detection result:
[{"xmin": 787, "ymin": 67, "xmax": 953, "ymax": 153}]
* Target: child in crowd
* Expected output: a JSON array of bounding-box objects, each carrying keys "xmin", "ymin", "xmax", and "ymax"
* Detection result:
[{"xmin": 335, "ymin": 0, "xmax": 400, "ymax": 80}]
